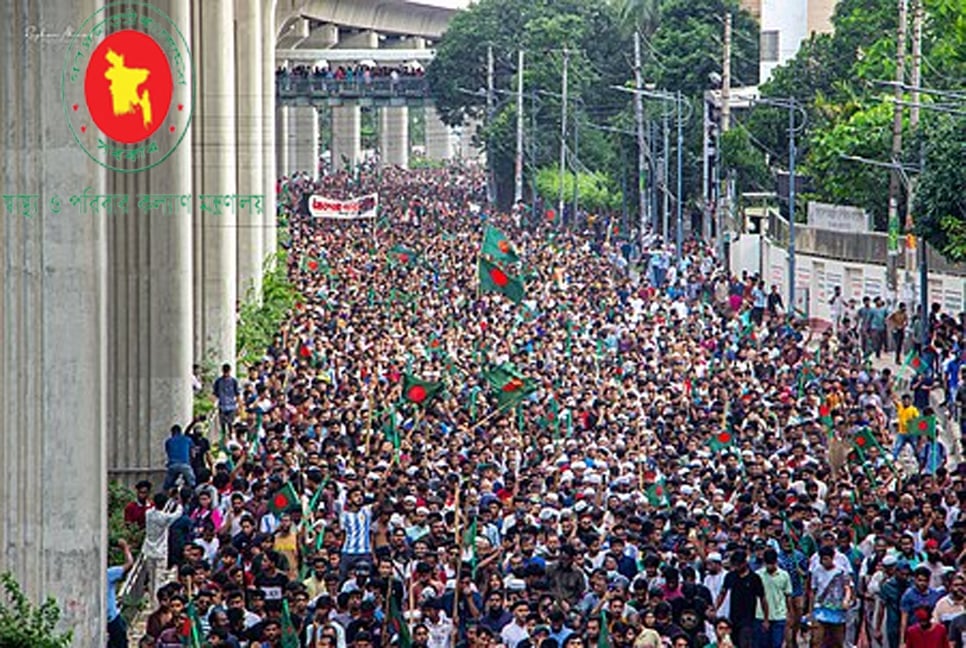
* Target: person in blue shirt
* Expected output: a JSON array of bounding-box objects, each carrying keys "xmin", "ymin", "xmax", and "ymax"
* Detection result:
[
  {"xmin": 163, "ymin": 423, "xmax": 196, "ymax": 490},
  {"xmin": 107, "ymin": 538, "xmax": 133, "ymax": 648},
  {"xmin": 212, "ymin": 363, "xmax": 241, "ymax": 435}
]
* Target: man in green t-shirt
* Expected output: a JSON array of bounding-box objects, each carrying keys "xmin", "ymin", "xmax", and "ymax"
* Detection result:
[{"xmin": 756, "ymin": 548, "xmax": 792, "ymax": 648}]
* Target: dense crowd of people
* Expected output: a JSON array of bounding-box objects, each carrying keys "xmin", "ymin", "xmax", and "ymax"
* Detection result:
[
  {"xmin": 277, "ymin": 64, "xmax": 425, "ymax": 85},
  {"xmin": 108, "ymin": 165, "xmax": 966, "ymax": 648}
]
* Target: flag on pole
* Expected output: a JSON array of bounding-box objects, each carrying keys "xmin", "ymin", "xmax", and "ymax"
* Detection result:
[
  {"xmin": 281, "ymin": 599, "xmax": 300, "ymax": 648},
  {"xmin": 389, "ymin": 244, "xmax": 420, "ymax": 267},
  {"xmin": 268, "ymin": 482, "xmax": 301, "ymax": 515},
  {"xmin": 389, "ymin": 595, "xmax": 412, "ymax": 648},
  {"xmin": 482, "ymin": 225, "xmax": 520, "ymax": 264},
  {"xmin": 646, "ymin": 479, "xmax": 668, "ymax": 507},
  {"xmin": 909, "ymin": 415, "xmax": 938, "ymax": 438},
  {"xmin": 478, "ymin": 258, "xmax": 525, "ymax": 304},
  {"xmin": 401, "ymin": 373, "xmax": 444, "ymax": 408},
  {"xmin": 706, "ymin": 429, "xmax": 735, "ymax": 453},
  {"xmin": 484, "ymin": 363, "xmax": 537, "ymax": 409}
]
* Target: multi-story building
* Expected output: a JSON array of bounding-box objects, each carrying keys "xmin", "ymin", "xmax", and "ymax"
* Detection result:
[{"xmin": 740, "ymin": 0, "xmax": 839, "ymax": 82}]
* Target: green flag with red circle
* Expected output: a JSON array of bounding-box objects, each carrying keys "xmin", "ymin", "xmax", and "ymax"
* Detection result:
[
  {"xmin": 268, "ymin": 482, "xmax": 301, "ymax": 515},
  {"xmin": 707, "ymin": 429, "xmax": 735, "ymax": 453},
  {"xmin": 402, "ymin": 373, "xmax": 443, "ymax": 408},
  {"xmin": 646, "ymin": 479, "xmax": 668, "ymax": 507},
  {"xmin": 909, "ymin": 415, "xmax": 937, "ymax": 438},
  {"xmin": 851, "ymin": 427, "xmax": 881, "ymax": 458},
  {"xmin": 479, "ymin": 257, "xmax": 524, "ymax": 304},
  {"xmin": 483, "ymin": 363, "xmax": 537, "ymax": 409},
  {"xmin": 482, "ymin": 225, "xmax": 520, "ymax": 264}
]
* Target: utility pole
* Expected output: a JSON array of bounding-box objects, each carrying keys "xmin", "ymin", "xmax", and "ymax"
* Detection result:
[
  {"xmin": 514, "ymin": 49, "xmax": 525, "ymax": 204},
  {"xmin": 572, "ymin": 106, "xmax": 579, "ymax": 222},
  {"xmin": 718, "ymin": 12, "xmax": 732, "ymax": 263},
  {"xmin": 676, "ymin": 91, "xmax": 684, "ymax": 262},
  {"xmin": 721, "ymin": 13, "xmax": 732, "ymax": 132},
  {"xmin": 486, "ymin": 44, "xmax": 495, "ymax": 205},
  {"xmin": 886, "ymin": 0, "xmax": 908, "ymax": 296},
  {"xmin": 558, "ymin": 49, "xmax": 569, "ymax": 226},
  {"xmin": 633, "ymin": 32, "xmax": 647, "ymax": 245},
  {"xmin": 906, "ymin": 0, "xmax": 929, "ymax": 348},
  {"xmin": 662, "ymin": 105, "xmax": 670, "ymax": 242},
  {"xmin": 788, "ymin": 101, "xmax": 798, "ymax": 314}
]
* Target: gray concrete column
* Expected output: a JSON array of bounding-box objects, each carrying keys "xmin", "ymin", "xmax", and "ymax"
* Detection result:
[
  {"xmin": 192, "ymin": 1, "xmax": 238, "ymax": 363},
  {"xmin": 426, "ymin": 105, "xmax": 455, "ymax": 161},
  {"xmin": 235, "ymin": 0, "xmax": 264, "ymax": 299},
  {"xmin": 337, "ymin": 29, "xmax": 380, "ymax": 48},
  {"xmin": 106, "ymin": 0, "xmax": 193, "ymax": 486},
  {"xmin": 331, "ymin": 105, "xmax": 361, "ymax": 171},
  {"xmin": 291, "ymin": 106, "xmax": 320, "ymax": 178},
  {"xmin": 1, "ymin": 1, "xmax": 108, "ymax": 644},
  {"xmin": 276, "ymin": 105, "xmax": 291, "ymax": 178},
  {"xmin": 380, "ymin": 106, "xmax": 409, "ymax": 168},
  {"xmin": 262, "ymin": 0, "xmax": 278, "ymax": 262}
]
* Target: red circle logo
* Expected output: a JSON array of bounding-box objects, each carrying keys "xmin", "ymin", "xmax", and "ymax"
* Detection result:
[
  {"xmin": 84, "ymin": 30, "xmax": 173, "ymax": 144},
  {"xmin": 717, "ymin": 432, "xmax": 731, "ymax": 444},
  {"xmin": 407, "ymin": 385, "xmax": 427, "ymax": 403},
  {"xmin": 273, "ymin": 494, "xmax": 289, "ymax": 510},
  {"xmin": 856, "ymin": 436, "xmax": 867, "ymax": 446},
  {"xmin": 918, "ymin": 420, "xmax": 929, "ymax": 432}
]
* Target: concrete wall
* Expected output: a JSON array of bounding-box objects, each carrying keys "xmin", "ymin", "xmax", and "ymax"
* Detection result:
[
  {"xmin": 730, "ymin": 212, "xmax": 966, "ymax": 322},
  {"xmin": 760, "ymin": 0, "xmax": 809, "ymax": 82}
]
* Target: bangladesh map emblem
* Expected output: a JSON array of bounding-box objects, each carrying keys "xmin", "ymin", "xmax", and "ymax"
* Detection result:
[{"xmin": 62, "ymin": 2, "xmax": 194, "ymax": 173}]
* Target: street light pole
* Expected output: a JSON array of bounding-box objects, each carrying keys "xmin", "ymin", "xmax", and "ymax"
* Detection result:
[
  {"xmin": 676, "ymin": 91, "xmax": 685, "ymax": 262},
  {"xmin": 558, "ymin": 50, "xmax": 569, "ymax": 226},
  {"xmin": 788, "ymin": 100, "xmax": 798, "ymax": 315},
  {"xmin": 514, "ymin": 49, "xmax": 525, "ymax": 204}
]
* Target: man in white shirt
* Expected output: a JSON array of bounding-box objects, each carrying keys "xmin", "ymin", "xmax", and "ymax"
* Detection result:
[
  {"xmin": 500, "ymin": 599, "xmax": 531, "ymax": 648},
  {"xmin": 143, "ymin": 492, "xmax": 183, "ymax": 604},
  {"xmin": 703, "ymin": 552, "xmax": 730, "ymax": 618}
]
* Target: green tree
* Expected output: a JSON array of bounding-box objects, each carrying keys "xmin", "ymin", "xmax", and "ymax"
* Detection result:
[
  {"xmin": 642, "ymin": 0, "xmax": 759, "ymax": 96},
  {"xmin": 427, "ymin": 0, "xmax": 632, "ymax": 208},
  {"xmin": 914, "ymin": 113, "xmax": 966, "ymax": 260},
  {"xmin": 0, "ymin": 573, "xmax": 71, "ymax": 647}
]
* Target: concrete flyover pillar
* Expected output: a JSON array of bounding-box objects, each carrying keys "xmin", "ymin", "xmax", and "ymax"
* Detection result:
[
  {"xmin": 235, "ymin": 0, "xmax": 264, "ymax": 299},
  {"xmin": 276, "ymin": 105, "xmax": 291, "ymax": 178},
  {"xmin": 1, "ymin": 1, "xmax": 108, "ymax": 644},
  {"xmin": 192, "ymin": 0, "xmax": 238, "ymax": 364},
  {"xmin": 426, "ymin": 105, "xmax": 456, "ymax": 161},
  {"xmin": 380, "ymin": 107, "xmax": 409, "ymax": 168},
  {"xmin": 106, "ymin": 0, "xmax": 194, "ymax": 487},
  {"xmin": 291, "ymin": 106, "xmax": 320, "ymax": 179},
  {"xmin": 262, "ymin": 0, "xmax": 277, "ymax": 262},
  {"xmin": 331, "ymin": 106, "xmax": 362, "ymax": 172}
]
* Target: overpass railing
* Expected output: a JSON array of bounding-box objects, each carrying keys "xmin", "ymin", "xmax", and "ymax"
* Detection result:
[{"xmin": 275, "ymin": 77, "xmax": 431, "ymax": 102}]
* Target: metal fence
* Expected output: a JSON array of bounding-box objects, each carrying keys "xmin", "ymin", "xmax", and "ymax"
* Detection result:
[{"xmin": 275, "ymin": 76, "xmax": 430, "ymax": 101}]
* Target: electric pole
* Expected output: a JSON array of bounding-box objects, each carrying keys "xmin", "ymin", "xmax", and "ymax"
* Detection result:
[
  {"xmin": 514, "ymin": 49, "xmax": 525, "ymax": 204},
  {"xmin": 676, "ymin": 91, "xmax": 684, "ymax": 262},
  {"xmin": 721, "ymin": 13, "xmax": 732, "ymax": 132},
  {"xmin": 558, "ymin": 50, "xmax": 569, "ymax": 226},
  {"xmin": 886, "ymin": 0, "xmax": 908, "ymax": 295},
  {"xmin": 633, "ymin": 32, "xmax": 647, "ymax": 245},
  {"xmin": 718, "ymin": 12, "xmax": 732, "ymax": 262},
  {"xmin": 662, "ymin": 105, "xmax": 670, "ymax": 242},
  {"xmin": 486, "ymin": 44, "xmax": 495, "ymax": 205},
  {"xmin": 572, "ymin": 106, "xmax": 579, "ymax": 222},
  {"xmin": 910, "ymin": 0, "xmax": 925, "ymax": 334}
]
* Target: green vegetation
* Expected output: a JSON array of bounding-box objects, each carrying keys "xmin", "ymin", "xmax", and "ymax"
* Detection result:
[
  {"xmin": 734, "ymin": 0, "xmax": 966, "ymax": 259},
  {"xmin": 535, "ymin": 166, "xmax": 622, "ymax": 212},
  {"xmin": 236, "ymin": 250, "xmax": 302, "ymax": 367},
  {"xmin": 427, "ymin": 0, "xmax": 757, "ymax": 215},
  {"xmin": 0, "ymin": 572, "xmax": 72, "ymax": 648}
]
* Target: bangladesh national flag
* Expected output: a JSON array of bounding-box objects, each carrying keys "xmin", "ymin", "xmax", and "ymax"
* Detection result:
[
  {"xmin": 646, "ymin": 479, "xmax": 668, "ymax": 507},
  {"xmin": 819, "ymin": 404, "xmax": 834, "ymax": 431},
  {"xmin": 910, "ymin": 352, "xmax": 928, "ymax": 375},
  {"xmin": 301, "ymin": 255, "xmax": 322, "ymax": 272},
  {"xmin": 851, "ymin": 427, "xmax": 880, "ymax": 456},
  {"xmin": 281, "ymin": 599, "xmax": 300, "ymax": 648},
  {"xmin": 598, "ymin": 610, "xmax": 610, "ymax": 648},
  {"xmin": 402, "ymin": 373, "xmax": 443, "ymax": 407},
  {"xmin": 484, "ymin": 363, "xmax": 537, "ymax": 409},
  {"xmin": 909, "ymin": 415, "xmax": 938, "ymax": 438},
  {"xmin": 482, "ymin": 225, "xmax": 519, "ymax": 264},
  {"xmin": 179, "ymin": 602, "xmax": 204, "ymax": 648},
  {"xmin": 389, "ymin": 594, "xmax": 412, "ymax": 648},
  {"xmin": 389, "ymin": 244, "xmax": 420, "ymax": 266},
  {"xmin": 707, "ymin": 429, "xmax": 735, "ymax": 453},
  {"xmin": 479, "ymin": 258, "xmax": 524, "ymax": 304},
  {"xmin": 268, "ymin": 481, "xmax": 301, "ymax": 515}
]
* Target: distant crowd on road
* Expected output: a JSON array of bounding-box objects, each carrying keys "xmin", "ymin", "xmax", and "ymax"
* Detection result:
[{"xmin": 107, "ymin": 164, "xmax": 966, "ymax": 648}]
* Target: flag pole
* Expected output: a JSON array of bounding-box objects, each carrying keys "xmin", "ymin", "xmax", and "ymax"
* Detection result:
[{"xmin": 452, "ymin": 484, "xmax": 463, "ymax": 625}]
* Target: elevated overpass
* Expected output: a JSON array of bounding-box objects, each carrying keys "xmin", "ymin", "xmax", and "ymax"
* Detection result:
[{"xmin": 273, "ymin": 1, "xmax": 480, "ymax": 173}]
